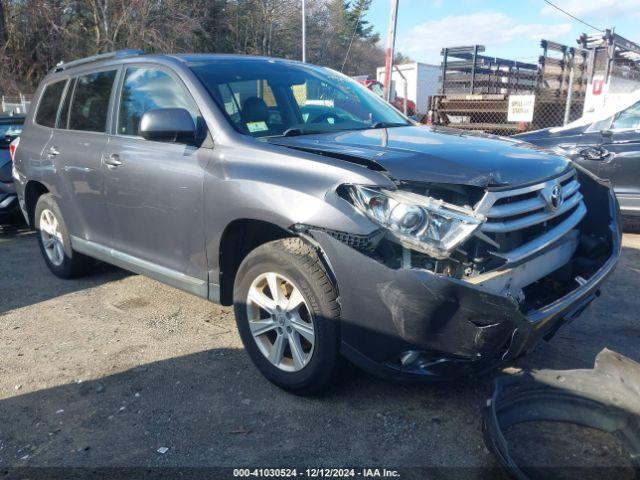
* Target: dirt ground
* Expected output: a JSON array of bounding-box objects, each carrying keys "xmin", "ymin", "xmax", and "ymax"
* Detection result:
[{"xmin": 1, "ymin": 222, "xmax": 639, "ymax": 477}]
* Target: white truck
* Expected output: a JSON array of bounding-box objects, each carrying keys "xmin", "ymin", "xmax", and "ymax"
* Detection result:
[{"xmin": 376, "ymin": 62, "xmax": 440, "ymax": 116}]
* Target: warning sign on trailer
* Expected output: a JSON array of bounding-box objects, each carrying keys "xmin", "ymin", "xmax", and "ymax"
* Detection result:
[{"xmin": 507, "ymin": 95, "xmax": 536, "ymax": 123}]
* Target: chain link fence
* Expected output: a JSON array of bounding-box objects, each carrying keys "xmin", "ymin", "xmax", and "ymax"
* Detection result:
[
  {"xmin": 1, "ymin": 93, "xmax": 31, "ymax": 115},
  {"xmin": 428, "ymin": 41, "xmax": 595, "ymax": 135},
  {"xmin": 378, "ymin": 33, "xmax": 640, "ymax": 136}
]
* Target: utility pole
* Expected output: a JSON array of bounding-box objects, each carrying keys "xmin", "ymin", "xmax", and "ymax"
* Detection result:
[
  {"xmin": 302, "ymin": 0, "xmax": 307, "ymax": 62},
  {"xmin": 383, "ymin": 0, "xmax": 399, "ymax": 102}
]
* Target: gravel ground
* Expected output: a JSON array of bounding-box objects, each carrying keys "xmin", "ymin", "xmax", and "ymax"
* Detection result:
[{"xmin": 1, "ymin": 222, "xmax": 639, "ymax": 477}]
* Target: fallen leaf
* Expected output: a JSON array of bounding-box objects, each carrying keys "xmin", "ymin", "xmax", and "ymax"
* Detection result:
[{"xmin": 229, "ymin": 426, "xmax": 251, "ymax": 435}]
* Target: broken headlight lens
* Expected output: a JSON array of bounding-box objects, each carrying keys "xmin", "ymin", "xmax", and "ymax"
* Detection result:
[{"xmin": 345, "ymin": 185, "xmax": 485, "ymax": 259}]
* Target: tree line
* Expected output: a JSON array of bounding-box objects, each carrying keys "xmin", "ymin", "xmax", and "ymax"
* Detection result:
[{"xmin": 0, "ymin": 0, "xmax": 407, "ymax": 95}]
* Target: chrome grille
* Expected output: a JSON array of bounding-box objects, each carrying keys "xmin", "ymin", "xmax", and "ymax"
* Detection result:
[{"xmin": 475, "ymin": 169, "xmax": 587, "ymax": 264}]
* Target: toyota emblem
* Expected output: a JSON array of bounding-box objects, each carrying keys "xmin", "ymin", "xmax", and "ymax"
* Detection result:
[{"xmin": 550, "ymin": 184, "xmax": 563, "ymax": 211}]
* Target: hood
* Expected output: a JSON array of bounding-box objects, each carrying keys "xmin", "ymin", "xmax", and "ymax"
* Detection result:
[
  {"xmin": 269, "ymin": 125, "xmax": 570, "ymax": 188},
  {"xmin": 514, "ymin": 125, "xmax": 587, "ymax": 150},
  {"xmin": 515, "ymin": 125, "xmax": 586, "ymax": 141}
]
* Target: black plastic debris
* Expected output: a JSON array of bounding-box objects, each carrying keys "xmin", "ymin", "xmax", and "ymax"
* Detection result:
[{"xmin": 484, "ymin": 349, "xmax": 640, "ymax": 479}]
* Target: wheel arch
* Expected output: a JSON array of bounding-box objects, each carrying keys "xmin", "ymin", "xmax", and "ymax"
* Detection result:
[
  {"xmin": 24, "ymin": 180, "xmax": 50, "ymax": 227},
  {"xmin": 217, "ymin": 218, "xmax": 337, "ymax": 306},
  {"xmin": 218, "ymin": 219, "xmax": 293, "ymax": 306}
]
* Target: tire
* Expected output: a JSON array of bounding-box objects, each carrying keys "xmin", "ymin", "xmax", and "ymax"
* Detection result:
[
  {"xmin": 34, "ymin": 193, "xmax": 92, "ymax": 279},
  {"xmin": 234, "ymin": 237, "xmax": 342, "ymax": 395}
]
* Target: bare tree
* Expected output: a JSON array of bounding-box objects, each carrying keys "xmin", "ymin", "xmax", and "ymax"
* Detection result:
[
  {"xmin": 0, "ymin": 0, "xmax": 7, "ymax": 44},
  {"xmin": 0, "ymin": 0, "xmax": 395, "ymax": 95}
]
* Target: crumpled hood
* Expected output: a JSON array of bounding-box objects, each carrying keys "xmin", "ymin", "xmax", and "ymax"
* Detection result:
[{"xmin": 269, "ymin": 125, "xmax": 571, "ymax": 188}]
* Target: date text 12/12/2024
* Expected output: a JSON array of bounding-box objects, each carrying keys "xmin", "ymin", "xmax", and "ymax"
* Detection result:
[{"xmin": 233, "ymin": 468, "xmax": 401, "ymax": 478}]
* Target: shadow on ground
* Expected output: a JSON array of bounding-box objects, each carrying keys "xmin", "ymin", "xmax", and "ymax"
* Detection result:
[
  {"xmin": 1, "ymin": 225, "xmax": 639, "ymax": 474},
  {"xmin": 0, "ymin": 227, "xmax": 131, "ymax": 315},
  {"xmin": 0, "ymin": 347, "xmax": 498, "ymax": 469}
]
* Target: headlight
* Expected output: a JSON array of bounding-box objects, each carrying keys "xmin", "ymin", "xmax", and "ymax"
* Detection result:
[{"xmin": 345, "ymin": 185, "xmax": 485, "ymax": 259}]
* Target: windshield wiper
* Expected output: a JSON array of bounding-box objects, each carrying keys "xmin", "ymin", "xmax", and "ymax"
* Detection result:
[
  {"xmin": 371, "ymin": 122, "xmax": 409, "ymax": 129},
  {"xmin": 267, "ymin": 122, "xmax": 408, "ymax": 139},
  {"xmin": 282, "ymin": 128, "xmax": 304, "ymax": 137},
  {"xmin": 268, "ymin": 128, "xmax": 325, "ymax": 138}
]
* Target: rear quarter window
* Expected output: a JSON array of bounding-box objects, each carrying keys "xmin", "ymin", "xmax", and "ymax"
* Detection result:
[{"xmin": 35, "ymin": 80, "xmax": 67, "ymax": 128}]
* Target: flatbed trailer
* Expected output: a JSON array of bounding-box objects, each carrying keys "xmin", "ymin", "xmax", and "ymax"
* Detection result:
[{"xmin": 430, "ymin": 41, "xmax": 587, "ymax": 135}]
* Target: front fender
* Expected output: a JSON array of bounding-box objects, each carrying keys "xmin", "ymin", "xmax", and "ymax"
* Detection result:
[{"xmin": 203, "ymin": 140, "xmax": 392, "ymax": 274}]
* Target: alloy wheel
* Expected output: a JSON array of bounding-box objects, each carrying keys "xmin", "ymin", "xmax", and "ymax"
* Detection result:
[
  {"xmin": 39, "ymin": 209, "xmax": 65, "ymax": 266},
  {"xmin": 246, "ymin": 272, "xmax": 315, "ymax": 372}
]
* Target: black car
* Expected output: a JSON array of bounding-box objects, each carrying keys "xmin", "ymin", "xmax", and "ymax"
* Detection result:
[
  {"xmin": 0, "ymin": 115, "xmax": 25, "ymax": 220},
  {"xmin": 515, "ymin": 97, "xmax": 640, "ymax": 217}
]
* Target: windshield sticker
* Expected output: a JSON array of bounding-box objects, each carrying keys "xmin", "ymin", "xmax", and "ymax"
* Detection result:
[{"xmin": 247, "ymin": 121, "xmax": 268, "ymax": 133}]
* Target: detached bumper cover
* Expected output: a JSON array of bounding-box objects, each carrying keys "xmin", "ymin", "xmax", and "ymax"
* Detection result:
[
  {"xmin": 308, "ymin": 192, "xmax": 621, "ymax": 380},
  {"xmin": 483, "ymin": 349, "xmax": 640, "ymax": 479}
]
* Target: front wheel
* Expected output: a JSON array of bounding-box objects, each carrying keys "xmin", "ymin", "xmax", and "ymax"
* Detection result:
[{"xmin": 233, "ymin": 238, "xmax": 342, "ymax": 395}]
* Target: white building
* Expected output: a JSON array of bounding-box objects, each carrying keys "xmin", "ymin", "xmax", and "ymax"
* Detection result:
[{"xmin": 376, "ymin": 62, "xmax": 440, "ymax": 115}]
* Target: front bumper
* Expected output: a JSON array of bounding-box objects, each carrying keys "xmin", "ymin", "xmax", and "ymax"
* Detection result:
[{"xmin": 308, "ymin": 189, "xmax": 621, "ymax": 381}]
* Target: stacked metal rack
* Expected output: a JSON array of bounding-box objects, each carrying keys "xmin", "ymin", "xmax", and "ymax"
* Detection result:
[
  {"xmin": 1, "ymin": 93, "xmax": 31, "ymax": 115},
  {"xmin": 430, "ymin": 41, "xmax": 587, "ymax": 134},
  {"xmin": 579, "ymin": 29, "xmax": 640, "ymax": 88},
  {"xmin": 535, "ymin": 40, "xmax": 588, "ymax": 128},
  {"xmin": 439, "ymin": 45, "xmax": 538, "ymax": 95}
]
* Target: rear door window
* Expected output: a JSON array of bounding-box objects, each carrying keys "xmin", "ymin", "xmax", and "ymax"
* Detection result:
[
  {"xmin": 35, "ymin": 80, "xmax": 67, "ymax": 128},
  {"xmin": 68, "ymin": 70, "xmax": 117, "ymax": 133},
  {"xmin": 117, "ymin": 67, "xmax": 200, "ymax": 137}
]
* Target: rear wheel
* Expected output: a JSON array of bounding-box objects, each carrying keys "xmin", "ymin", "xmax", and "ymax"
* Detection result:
[
  {"xmin": 233, "ymin": 238, "xmax": 342, "ymax": 395},
  {"xmin": 34, "ymin": 194, "xmax": 92, "ymax": 278}
]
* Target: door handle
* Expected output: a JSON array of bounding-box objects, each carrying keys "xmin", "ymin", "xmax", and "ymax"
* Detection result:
[
  {"xmin": 103, "ymin": 153, "xmax": 123, "ymax": 169},
  {"xmin": 47, "ymin": 146, "xmax": 60, "ymax": 159}
]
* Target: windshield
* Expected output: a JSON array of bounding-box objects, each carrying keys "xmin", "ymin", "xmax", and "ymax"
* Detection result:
[
  {"xmin": 0, "ymin": 120, "xmax": 23, "ymax": 147},
  {"xmin": 551, "ymin": 88, "xmax": 640, "ymax": 133},
  {"xmin": 189, "ymin": 58, "xmax": 410, "ymax": 138}
]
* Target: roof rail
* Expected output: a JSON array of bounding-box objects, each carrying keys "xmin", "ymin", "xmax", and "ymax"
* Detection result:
[{"xmin": 54, "ymin": 49, "xmax": 144, "ymax": 72}]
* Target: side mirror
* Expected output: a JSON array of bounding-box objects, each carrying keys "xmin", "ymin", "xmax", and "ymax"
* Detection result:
[
  {"xmin": 140, "ymin": 108, "xmax": 196, "ymax": 143},
  {"xmin": 601, "ymin": 129, "xmax": 613, "ymax": 138}
]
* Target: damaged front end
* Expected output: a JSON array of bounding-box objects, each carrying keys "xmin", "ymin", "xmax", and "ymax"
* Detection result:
[{"xmin": 298, "ymin": 166, "xmax": 621, "ymax": 380}]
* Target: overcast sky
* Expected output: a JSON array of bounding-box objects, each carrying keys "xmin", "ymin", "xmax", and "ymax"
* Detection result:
[{"xmin": 364, "ymin": 0, "xmax": 640, "ymax": 65}]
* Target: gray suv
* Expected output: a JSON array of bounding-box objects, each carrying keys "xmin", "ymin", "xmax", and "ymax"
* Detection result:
[{"xmin": 13, "ymin": 50, "xmax": 621, "ymax": 394}]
